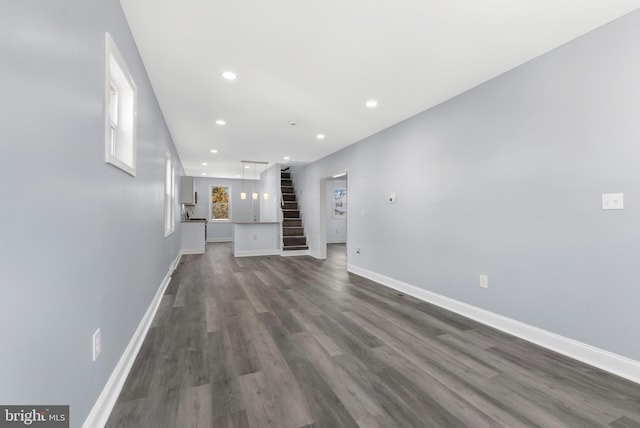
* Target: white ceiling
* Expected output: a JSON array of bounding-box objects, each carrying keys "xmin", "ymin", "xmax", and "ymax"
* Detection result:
[{"xmin": 120, "ymin": 0, "xmax": 639, "ymax": 178}]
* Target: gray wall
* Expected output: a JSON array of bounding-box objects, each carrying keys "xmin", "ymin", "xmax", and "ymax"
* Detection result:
[
  {"xmin": 192, "ymin": 177, "xmax": 255, "ymax": 241},
  {"xmin": 327, "ymin": 180, "xmax": 347, "ymax": 243},
  {"xmin": 0, "ymin": 1, "xmax": 183, "ymax": 426},
  {"xmin": 260, "ymin": 164, "xmax": 282, "ymax": 223},
  {"xmin": 296, "ymin": 10, "xmax": 640, "ymax": 362}
]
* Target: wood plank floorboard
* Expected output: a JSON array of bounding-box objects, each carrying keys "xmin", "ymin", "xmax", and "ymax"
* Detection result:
[{"xmin": 106, "ymin": 243, "xmax": 640, "ymax": 428}]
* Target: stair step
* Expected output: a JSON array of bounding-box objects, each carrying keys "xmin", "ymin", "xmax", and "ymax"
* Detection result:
[
  {"xmin": 283, "ymin": 210, "xmax": 300, "ymax": 218},
  {"xmin": 283, "ymin": 246, "xmax": 308, "ymax": 251},
  {"xmin": 280, "ymin": 169, "xmax": 307, "ymax": 252},
  {"xmin": 284, "ymin": 236, "xmax": 307, "ymax": 246},
  {"xmin": 283, "ymin": 227, "xmax": 304, "ymax": 236}
]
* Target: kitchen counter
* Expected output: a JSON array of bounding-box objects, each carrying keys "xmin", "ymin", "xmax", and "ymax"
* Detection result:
[
  {"xmin": 232, "ymin": 221, "xmax": 279, "ymax": 224},
  {"xmin": 232, "ymin": 222, "xmax": 280, "ymax": 257}
]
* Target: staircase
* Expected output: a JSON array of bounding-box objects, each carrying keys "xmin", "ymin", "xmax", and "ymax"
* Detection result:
[{"xmin": 281, "ymin": 168, "xmax": 308, "ymax": 252}]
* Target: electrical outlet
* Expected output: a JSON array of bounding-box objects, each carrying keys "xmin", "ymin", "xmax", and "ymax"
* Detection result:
[
  {"xmin": 479, "ymin": 274, "xmax": 489, "ymax": 289},
  {"xmin": 602, "ymin": 193, "xmax": 623, "ymax": 210},
  {"xmin": 92, "ymin": 328, "xmax": 101, "ymax": 361}
]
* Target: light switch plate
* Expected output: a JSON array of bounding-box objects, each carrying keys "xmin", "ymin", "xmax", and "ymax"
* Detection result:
[
  {"xmin": 602, "ymin": 193, "xmax": 624, "ymax": 210},
  {"xmin": 479, "ymin": 274, "xmax": 489, "ymax": 289},
  {"xmin": 92, "ymin": 328, "xmax": 101, "ymax": 361}
]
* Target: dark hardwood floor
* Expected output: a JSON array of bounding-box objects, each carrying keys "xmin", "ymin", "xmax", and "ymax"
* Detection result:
[{"xmin": 106, "ymin": 243, "xmax": 640, "ymax": 427}]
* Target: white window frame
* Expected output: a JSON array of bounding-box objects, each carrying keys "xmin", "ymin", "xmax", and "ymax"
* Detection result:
[
  {"xmin": 164, "ymin": 153, "xmax": 176, "ymax": 236},
  {"xmin": 210, "ymin": 185, "xmax": 231, "ymax": 221},
  {"xmin": 104, "ymin": 33, "xmax": 137, "ymax": 176}
]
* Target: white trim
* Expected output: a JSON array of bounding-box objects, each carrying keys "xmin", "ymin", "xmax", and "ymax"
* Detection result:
[
  {"xmin": 281, "ymin": 249, "xmax": 310, "ymax": 257},
  {"xmin": 182, "ymin": 248, "xmax": 205, "ymax": 255},
  {"xmin": 234, "ymin": 249, "xmax": 281, "ymax": 258},
  {"xmin": 210, "ymin": 184, "xmax": 231, "ymax": 221},
  {"xmin": 104, "ymin": 33, "xmax": 137, "ymax": 177},
  {"xmin": 170, "ymin": 250, "xmax": 183, "ymax": 271},
  {"xmin": 83, "ymin": 251, "xmax": 182, "ymax": 428},
  {"xmin": 164, "ymin": 152, "xmax": 176, "ymax": 236},
  {"xmin": 347, "ymin": 263, "xmax": 640, "ymax": 385},
  {"xmin": 309, "ymin": 249, "xmax": 326, "ymax": 260},
  {"xmin": 207, "ymin": 238, "xmax": 232, "ymax": 243}
]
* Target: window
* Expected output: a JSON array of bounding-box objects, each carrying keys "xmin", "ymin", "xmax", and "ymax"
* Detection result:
[
  {"xmin": 104, "ymin": 33, "xmax": 137, "ymax": 176},
  {"xmin": 164, "ymin": 153, "xmax": 175, "ymax": 236},
  {"xmin": 211, "ymin": 186, "xmax": 230, "ymax": 221}
]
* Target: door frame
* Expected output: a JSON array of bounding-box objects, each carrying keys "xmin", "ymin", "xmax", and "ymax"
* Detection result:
[{"xmin": 318, "ymin": 171, "xmax": 348, "ymax": 261}]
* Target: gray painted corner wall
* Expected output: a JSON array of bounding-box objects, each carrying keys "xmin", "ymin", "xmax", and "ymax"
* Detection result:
[
  {"xmin": 0, "ymin": 2, "xmax": 183, "ymax": 426},
  {"xmin": 297, "ymin": 10, "xmax": 640, "ymax": 362},
  {"xmin": 260, "ymin": 164, "xmax": 282, "ymax": 223}
]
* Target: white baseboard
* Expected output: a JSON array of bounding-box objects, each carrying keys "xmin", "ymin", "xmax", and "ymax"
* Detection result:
[
  {"xmin": 207, "ymin": 238, "xmax": 231, "ymax": 243},
  {"xmin": 82, "ymin": 252, "xmax": 181, "ymax": 428},
  {"xmin": 234, "ymin": 249, "xmax": 281, "ymax": 258},
  {"xmin": 281, "ymin": 249, "xmax": 310, "ymax": 257},
  {"xmin": 347, "ymin": 264, "xmax": 640, "ymax": 385},
  {"xmin": 309, "ymin": 250, "xmax": 326, "ymax": 260},
  {"xmin": 170, "ymin": 250, "xmax": 183, "ymax": 271},
  {"xmin": 182, "ymin": 248, "xmax": 205, "ymax": 255}
]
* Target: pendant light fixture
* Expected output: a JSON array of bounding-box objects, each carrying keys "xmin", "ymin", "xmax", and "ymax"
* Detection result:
[
  {"xmin": 240, "ymin": 160, "xmax": 268, "ymax": 201},
  {"xmin": 240, "ymin": 161, "xmax": 247, "ymax": 200},
  {"xmin": 263, "ymin": 162, "xmax": 269, "ymax": 200},
  {"xmin": 252, "ymin": 163, "xmax": 258, "ymax": 200}
]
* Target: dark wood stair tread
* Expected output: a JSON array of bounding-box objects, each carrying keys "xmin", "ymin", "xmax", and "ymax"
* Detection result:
[{"xmin": 281, "ymin": 169, "xmax": 308, "ymax": 253}]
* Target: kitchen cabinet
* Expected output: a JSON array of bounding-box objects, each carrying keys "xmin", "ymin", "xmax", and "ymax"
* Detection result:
[
  {"xmin": 232, "ymin": 222, "xmax": 280, "ymax": 257},
  {"xmin": 181, "ymin": 221, "xmax": 206, "ymax": 254},
  {"xmin": 180, "ymin": 176, "xmax": 198, "ymax": 205}
]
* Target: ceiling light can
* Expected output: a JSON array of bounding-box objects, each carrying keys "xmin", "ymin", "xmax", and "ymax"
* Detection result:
[{"xmin": 222, "ymin": 71, "xmax": 237, "ymax": 80}]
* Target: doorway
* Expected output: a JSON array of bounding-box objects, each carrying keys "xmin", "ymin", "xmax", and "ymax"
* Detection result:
[{"xmin": 318, "ymin": 172, "xmax": 348, "ymax": 265}]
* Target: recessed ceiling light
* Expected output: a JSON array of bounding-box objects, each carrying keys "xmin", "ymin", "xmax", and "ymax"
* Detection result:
[
  {"xmin": 222, "ymin": 71, "xmax": 237, "ymax": 80},
  {"xmin": 316, "ymin": 134, "xmax": 325, "ymax": 140},
  {"xmin": 216, "ymin": 120, "xmax": 226, "ymax": 126},
  {"xmin": 235, "ymin": 174, "xmax": 240, "ymax": 178},
  {"xmin": 283, "ymin": 156, "xmax": 290, "ymax": 160},
  {"xmin": 245, "ymin": 165, "xmax": 251, "ymax": 169},
  {"xmin": 202, "ymin": 162, "xmax": 208, "ymax": 166},
  {"xmin": 210, "ymin": 149, "xmax": 218, "ymax": 153},
  {"xmin": 201, "ymin": 173, "xmax": 207, "ymax": 176},
  {"xmin": 366, "ymin": 100, "xmax": 378, "ymax": 108}
]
